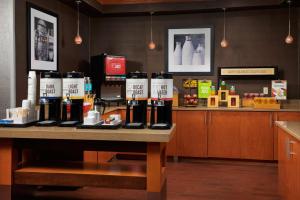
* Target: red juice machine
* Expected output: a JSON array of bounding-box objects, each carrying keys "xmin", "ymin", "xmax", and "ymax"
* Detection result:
[
  {"xmin": 150, "ymin": 72, "xmax": 173, "ymax": 129},
  {"xmin": 90, "ymin": 53, "xmax": 126, "ymax": 105},
  {"xmin": 124, "ymin": 72, "xmax": 148, "ymax": 129}
]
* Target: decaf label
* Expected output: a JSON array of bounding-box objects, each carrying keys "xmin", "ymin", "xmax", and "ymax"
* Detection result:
[
  {"xmin": 126, "ymin": 79, "xmax": 148, "ymax": 100},
  {"xmin": 63, "ymin": 78, "xmax": 85, "ymax": 99},
  {"xmin": 151, "ymin": 79, "xmax": 173, "ymax": 100},
  {"xmin": 40, "ymin": 79, "xmax": 62, "ymax": 98}
]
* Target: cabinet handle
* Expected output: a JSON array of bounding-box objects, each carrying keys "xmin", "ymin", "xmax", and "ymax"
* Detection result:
[
  {"xmin": 204, "ymin": 112, "xmax": 207, "ymax": 125},
  {"xmin": 287, "ymin": 139, "xmax": 297, "ymax": 159},
  {"xmin": 209, "ymin": 112, "xmax": 212, "ymax": 125}
]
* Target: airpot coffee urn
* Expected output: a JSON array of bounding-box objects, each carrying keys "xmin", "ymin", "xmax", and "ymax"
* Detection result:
[
  {"xmin": 38, "ymin": 71, "xmax": 62, "ymax": 126},
  {"xmin": 149, "ymin": 72, "xmax": 173, "ymax": 129},
  {"xmin": 60, "ymin": 71, "xmax": 85, "ymax": 126},
  {"xmin": 124, "ymin": 72, "xmax": 148, "ymax": 129}
]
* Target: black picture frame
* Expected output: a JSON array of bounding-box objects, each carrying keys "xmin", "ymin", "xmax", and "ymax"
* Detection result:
[
  {"xmin": 165, "ymin": 26, "xmax": 214, "ymax": 76},
  {"xmin": 27, "ymin": 2, "xmax": 59, "ymax": 72}
]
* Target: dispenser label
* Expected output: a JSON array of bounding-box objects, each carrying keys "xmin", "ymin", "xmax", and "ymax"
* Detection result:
[
  {"xmin": 63, "ymin": 78, "xmax": 85, "ymax": 99},
  {"xmin": 40, "ymin": 78, "xmax": 62, "ymax": 98},
  {"xmin": 151, "ymin": 79, "xmax": 173, "ymax": 100},
  {"xmin": 126, "ymin": 79, "xmax": 148, "ymax": 100}
]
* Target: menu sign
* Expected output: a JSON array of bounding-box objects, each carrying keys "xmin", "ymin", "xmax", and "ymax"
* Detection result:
[
  {"xmin": 63, "ymin": 78, "xmax": 85, "ymax": 99},
  {"xmin": 151, "ymin": 79, "xmax": 173, "ymax": 100},
  {"xmin": 272, "ymin": 80, "xmax": 287, "ymax": 100},
  {"xmin": 126, "ymin": 79, "xmax": 148, "ymax": 100},
  {"xmin": 198, "ymin": 80, "xmax": 212, "ymax": 99}
]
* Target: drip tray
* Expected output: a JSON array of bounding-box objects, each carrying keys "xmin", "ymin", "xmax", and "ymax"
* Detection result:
[
  {"xmin": 149, "ymin": 123, "xmax": 171, "ymax": 130},
  {"xmin": 124, "ymin": 123, "xmax": 145, "ymax": 129}
]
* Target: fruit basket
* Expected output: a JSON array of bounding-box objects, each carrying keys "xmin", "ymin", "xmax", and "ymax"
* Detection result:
[{"xmin": 183, "ymin": 79, "xmax": 198, "ymax": 107}]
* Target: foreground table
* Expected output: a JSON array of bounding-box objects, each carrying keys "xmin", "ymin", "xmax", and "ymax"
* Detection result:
[{"xmin": 0, "ymin": 125, "xmax": 175, "ymax": 200}]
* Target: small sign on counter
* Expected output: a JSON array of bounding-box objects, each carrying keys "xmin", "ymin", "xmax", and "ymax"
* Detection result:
[{"xmin": 272, "ymin": 80, "xmax": 287, "ymax": 100}]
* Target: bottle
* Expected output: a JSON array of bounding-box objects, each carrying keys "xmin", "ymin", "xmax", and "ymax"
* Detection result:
[
  {"xmin": 84, "ymin": 77, "xmax": 92, "ymax": 95},
  {"xmin": 192, "ymin": 50, "xmax": 202, "ymax": 65},
  {"xmin": 174, "ymin": 42, "xmax": 182, "ymax": 65},
  {"xmin": 182, "ymin": 35, "xmax": 194, "ymax": 65},
  {"xmin": 27, "ymin": 71, "xmax": 37, "ymax": 107},
  {"xmin": 229, "ymin": 85, "xmax": 236, "ymax": 95},
  {"xmin": 220, "ymin": 81, "xmax": 226, "ymax": 90},
  {"xmin": 196, "ymin": 43, "xmax": 205, "ymax": 65}
]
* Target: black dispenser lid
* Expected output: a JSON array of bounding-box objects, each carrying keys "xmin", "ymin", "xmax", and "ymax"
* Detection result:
[
  {"xmin": 126, "ymin": 72, "xmax": 148, "ymax": 79},
  {"xmin": 63, "ymin": 71, "xmax": 84, "ymax": 78},
  {"xmin": 41, "ymin": 71, "xmax": 61, "ymax": 78},
  {"xmin": 151, "ymin": 72, "xmax": 173, "ymax": 79}
]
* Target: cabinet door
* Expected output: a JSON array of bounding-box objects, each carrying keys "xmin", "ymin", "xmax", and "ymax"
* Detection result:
[
  {"xmin": 177, "ymin": 111, "xmax": 207, "ymax": 157},
  {"xmin": 240, "ymin": 112, "xmax": 274, "ymax": 160},
  {"xmin": 166, "ymin": 111, "xmax": 177, "ymax": 156},
  {"xmin": 274, "ymin": 112, "xmax": 300, "ymax": 160},
  {"xmin": 278, "ymin": 129, "xmax": 298, "ymax": 200},
  {"xmin": 208, "ymin": 111, "xmax": 241, "ymax": 158}
]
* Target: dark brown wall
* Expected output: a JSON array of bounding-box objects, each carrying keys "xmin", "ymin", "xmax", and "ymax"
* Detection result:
[
  {"xmin": 91, "ymin": 8, "xmax": 300, "ymax": 99},
  {"xmin": 15, "ymin": 0, "xmax": 90, "ymax": 105}
]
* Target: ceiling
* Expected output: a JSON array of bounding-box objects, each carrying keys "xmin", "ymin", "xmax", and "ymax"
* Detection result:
[
  {"xmin": 59, "ymin": 0, "xmax": 293, "ymax": 16},
  {"xmin": 97, "ymin": 0, "xmax": 211, "ymax": 5}
]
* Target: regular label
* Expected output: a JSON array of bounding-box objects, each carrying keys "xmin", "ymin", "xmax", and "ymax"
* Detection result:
[
  {"xmin": 63, "ymin": 78, "xmax": 85, "ymax": 99},
  {"xmin": 40, "ymin": 78, "xmax": 62, "ymax": 97},
  {"xmin": 126, "ymin": 79, "xmax": 148, "ymax": 100},
  {"xmin": 151, "ymin": 79, "xmax": 173, "ymax": 100}
]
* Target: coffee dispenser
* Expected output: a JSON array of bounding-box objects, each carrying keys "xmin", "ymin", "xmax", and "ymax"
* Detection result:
[
  {"xmin": 60, "ymin": 72, "xmax": 84, "ymax": 126},
  {"xmin": 38, "ymin": 72, "xmax": 62, "ymax": 126},
  {"xmin": 149, "ymin": 72, "xmax": 173, "ymax": 129},
  {"xmin": 124, "ymin": 72, "xmax": 148, "ymax": 129}
]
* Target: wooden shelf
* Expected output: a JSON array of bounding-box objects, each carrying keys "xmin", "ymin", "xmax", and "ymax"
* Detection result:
[{"xmin": 14, "ymin": 161, "xmax": 146, "ymax": 190}]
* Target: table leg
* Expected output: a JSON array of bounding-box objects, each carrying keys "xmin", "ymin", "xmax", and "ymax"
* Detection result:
[
  {"xmin": 0, "ymin": 139, "xmax": 17, "ymax": 200},
  {"xmin": 147, "ymin": 142, "xmax": 167, "ymax": 200}
]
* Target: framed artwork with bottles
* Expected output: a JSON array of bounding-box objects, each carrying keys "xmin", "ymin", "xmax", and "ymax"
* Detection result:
[{"xmin": 166, "ymin": 27, "xmax": 214, "ymax": 75}]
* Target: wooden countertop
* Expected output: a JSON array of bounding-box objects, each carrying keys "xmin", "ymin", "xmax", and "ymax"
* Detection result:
[
  {"xmin": 106, "ymin": 106, "xmax": 300, "ymax": 113},
  {"xmin": 276, "ymin": 121, "xmax": 300, "ymax": 141},
  {"xmin": 0, "ymin": 125, "xmax": 176, "ymax": 143}
]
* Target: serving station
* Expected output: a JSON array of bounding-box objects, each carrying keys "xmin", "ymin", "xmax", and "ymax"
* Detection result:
[{"xmin": 0, "ymin": 125, "xmax": 175, "ymax": 200}]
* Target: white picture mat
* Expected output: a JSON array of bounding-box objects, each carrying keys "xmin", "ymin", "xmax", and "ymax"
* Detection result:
[
  {"xmin": 168, "ymin": 28, "xmax": 211, "ymax": 73},
  {"xmin": 30, "ymin": 7, "xmax": 57, "ymax": 71}
]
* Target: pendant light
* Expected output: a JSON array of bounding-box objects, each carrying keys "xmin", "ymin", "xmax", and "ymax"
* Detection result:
[
  {"xmin": 221, "ymin": 8, "xmax": 229, "ymax": 48},
  {"xmin": 74, "ymin": 0, "xmax": 82, "ymax": 45},
  {"xmin": 285, "ymin": 0, "xmax": 293, "ymax": 44},
  {"xmin": 148, "ymin": 12, "xmax": 156, "ymax": 50}
]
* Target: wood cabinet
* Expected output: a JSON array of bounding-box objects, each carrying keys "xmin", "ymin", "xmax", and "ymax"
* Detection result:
[
  {"xmin": 278, "ymin": 128, "xmax": 300, "ymax": 200},
  {"xmin": 208, "ymin": 111, "xmax": 241, "ymax": 158},
  {"xmin": 208, "ymin": 111, "xmax": 274, "ymax": 160},
  {"xmin": 274, "ymin": 112, "xmax": 300, "ymax": 160},
  {"xmin": 240, "ymin": 112, "xmax": 274, "ymax": 160},
  {"xmin": 166, "ymin": 111, "xmax": 177, "ymax": 156},
  {"xmin": 176, "ymin": 111, "xmax": 207, "ymax": 157}
]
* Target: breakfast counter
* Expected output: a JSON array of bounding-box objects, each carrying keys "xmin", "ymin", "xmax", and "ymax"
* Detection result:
[
  {"xmin": 0, "ymin": 125, "xmax": 176, "ymax": 200},
  {"xmin": 276, "ymin": 121, "xmax": 300, "ymax": 141}
]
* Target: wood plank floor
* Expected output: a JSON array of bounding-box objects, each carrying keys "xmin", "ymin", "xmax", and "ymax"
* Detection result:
[{"xmin": 13, "ymin": 159, "xmax": 281, "ymax": 200}]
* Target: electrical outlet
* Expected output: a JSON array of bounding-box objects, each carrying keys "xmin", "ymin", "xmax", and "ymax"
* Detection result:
[{"xmin": 263, "ymin": 87, "xmax": 269, "ymax": 95}]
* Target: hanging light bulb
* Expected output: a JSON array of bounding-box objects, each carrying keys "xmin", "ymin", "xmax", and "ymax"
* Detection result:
[
  {"xmin": 148, "ymin": 12, "xmax": 156, "ymax": 50},
  {"xmin": 285, "ymin": 0, "xmax": 293, "ymax": 44},
  {"xmin": 74, "ymin": 0, "xmax": 82, "ymax": 45},
  {"xmin": 221, "ymin": 8, "xmax": 229, "ymax": 48}
]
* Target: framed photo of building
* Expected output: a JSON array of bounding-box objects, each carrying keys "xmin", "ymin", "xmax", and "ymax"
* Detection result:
[
  {"xmin": 166, "ymin": 27, "xmax": 214, "ymax": 75},
  {"xmin": 27, "ymin": 3, "xmax": 58, "ymax": 71}
]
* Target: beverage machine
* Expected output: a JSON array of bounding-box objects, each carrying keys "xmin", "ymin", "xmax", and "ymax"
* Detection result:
[
  {"xmin": 90, "ymin": 53, "xmax": 126, "ymax": 105},
  {"xmin": 149, "ymin": 72, "xmax": 173, "ymax": 129},
  {"xmin": 38, "ymin": 71, "xmax": 62, "ymax": 126},
  {"xmin": 124, "ymin": 72, "xmax": 148, "ymax": 129},
  {"xmin": 60, "ymin": 71, "xmax": 85, "ymax": 126}
]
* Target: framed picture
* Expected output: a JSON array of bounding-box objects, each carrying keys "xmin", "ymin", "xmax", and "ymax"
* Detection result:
[
  {"xmin": 166, "ymin": 27, "xmax": 214, "ymax": 75},
  {"xmin": 27, "ymin": 3, "xmax": 58, "ymax": 71}
]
